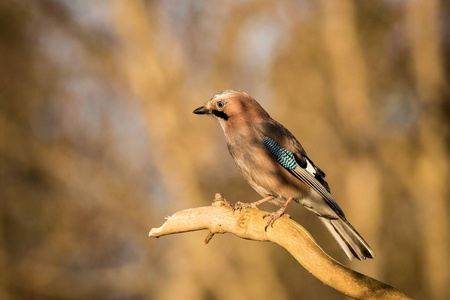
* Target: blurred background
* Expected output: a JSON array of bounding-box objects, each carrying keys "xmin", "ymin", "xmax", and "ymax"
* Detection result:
[{"xmin": 1, "ymin": 0, "xmax": 449, "ymax": 299}]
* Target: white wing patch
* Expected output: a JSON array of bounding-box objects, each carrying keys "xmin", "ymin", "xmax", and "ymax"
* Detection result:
[{"xmin": 305, "ymin": 158, "xmax": 316, "ymax": 176}]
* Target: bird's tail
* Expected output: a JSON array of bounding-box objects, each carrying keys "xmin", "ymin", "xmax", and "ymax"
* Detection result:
[{"xmin": 319, "ymin": 217, "xmax": 374, "ymax": 260}]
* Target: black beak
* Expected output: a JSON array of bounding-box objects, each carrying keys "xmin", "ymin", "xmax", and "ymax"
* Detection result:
[{"xmin": 193, "ymin": 106, "xmax": 209, "ymax": 115}]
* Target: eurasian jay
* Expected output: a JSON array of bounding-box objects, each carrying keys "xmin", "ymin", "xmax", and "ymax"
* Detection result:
[{"xmin": 193, "ymin": 90, "xmax": 374, "ymax": 260}]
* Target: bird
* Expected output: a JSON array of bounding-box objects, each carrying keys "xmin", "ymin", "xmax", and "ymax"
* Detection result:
[{"xmin": 193, "ymin": 90, "xmax": 374, "ymax": 260}]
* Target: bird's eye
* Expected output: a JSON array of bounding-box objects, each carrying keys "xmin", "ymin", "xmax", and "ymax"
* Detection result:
[{"xmin": 217, "ymin": 101, "xmax": 224, "ymax": 109}]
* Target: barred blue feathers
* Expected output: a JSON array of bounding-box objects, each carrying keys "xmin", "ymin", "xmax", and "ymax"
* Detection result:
[{"xmin": 261, "ymin": 136, "xmax": 297, "ymax": 170}]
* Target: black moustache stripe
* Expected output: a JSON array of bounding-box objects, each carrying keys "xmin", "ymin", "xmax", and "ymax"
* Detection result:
[{"xmin": 211, "ymin": 110, "xmax": 229, "ymax": 121}]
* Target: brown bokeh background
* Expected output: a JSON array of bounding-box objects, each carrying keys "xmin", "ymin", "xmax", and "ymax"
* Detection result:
[{"xmin": 1, "ymin": 1, "xmax": 449, "ymax": 299}]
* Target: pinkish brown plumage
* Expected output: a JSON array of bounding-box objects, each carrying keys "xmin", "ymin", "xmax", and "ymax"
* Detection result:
[{"xmin": 193, "ymin": 90, "xmax": 374, "ymax": 260}]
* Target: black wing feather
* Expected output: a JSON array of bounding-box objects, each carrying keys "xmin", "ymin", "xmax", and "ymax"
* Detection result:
[{"xmin": 289, "ymin": 166, "xmax": 345, "ymax": 218}]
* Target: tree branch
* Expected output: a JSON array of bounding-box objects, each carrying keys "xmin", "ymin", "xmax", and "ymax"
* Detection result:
[{"xmin": 149, "ymin": 194, "xmax": 410, "ymax": 299}]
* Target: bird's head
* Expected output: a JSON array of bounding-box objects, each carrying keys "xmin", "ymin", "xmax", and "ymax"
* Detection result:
[{"xmin": 193, "ymin": 90, "xmax": 270, "ymax": 129}]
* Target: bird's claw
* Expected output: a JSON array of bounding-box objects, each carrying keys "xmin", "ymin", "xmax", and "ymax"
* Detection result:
[
  {"xmin": 232, "ymin": 201, "xmax": 258, "ymax": 214},
  {"xmin": 263, "ymin": 211, "xmax": 290, "ymax": 231}
]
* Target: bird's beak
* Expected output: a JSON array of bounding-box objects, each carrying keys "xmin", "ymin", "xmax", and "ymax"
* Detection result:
[{"xmin": 193, "ymin": 106, "xmax": 209, "ymax": 115}]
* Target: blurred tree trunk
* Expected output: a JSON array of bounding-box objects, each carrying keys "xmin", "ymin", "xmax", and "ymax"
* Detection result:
[
  {"xmin": 111, "ymin": 1, "xmax": 290, "ymax": 299},
  {"xmin": 1, "ymin": 1, "xmax": 159, "ymax": 298},
  {"xmin": 406, "ymin": 0, "xmax": 450, "ymax": 299},
  {"xmin": 320, "ymin": 0, "xmax": 382, "ymax": 278}
]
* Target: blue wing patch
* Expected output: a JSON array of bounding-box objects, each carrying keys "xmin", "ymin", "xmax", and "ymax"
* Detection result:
[{"xmin": 262, "ymin": 136, "xmax": 297, "ymax": 170}]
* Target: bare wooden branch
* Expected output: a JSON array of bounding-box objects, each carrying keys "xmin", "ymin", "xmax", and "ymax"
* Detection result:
[{"xmin": 149, "ymin": 194, "xmax": 410, "ymax": 300}]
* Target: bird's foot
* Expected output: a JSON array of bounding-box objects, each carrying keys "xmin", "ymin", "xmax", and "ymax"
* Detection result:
[
  {"xmin": 232, "ymin": 196, "xmax": 274, "ymax": 213},
  {"xmin": 263, "ymin": 209, "xmax": 290, "ymax": 231},
  {"xmin": 232, "ymin": 201, "xmax": 259, "ymax": 213},
  {"xmin": 263, "ymin": 196, "xmax": 293, "ymax": 231}
]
